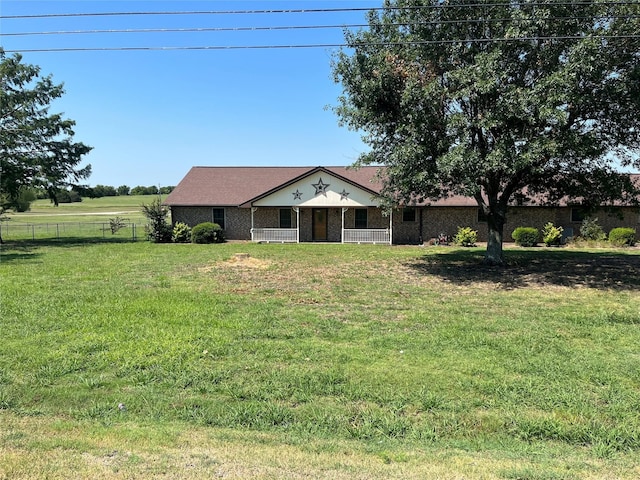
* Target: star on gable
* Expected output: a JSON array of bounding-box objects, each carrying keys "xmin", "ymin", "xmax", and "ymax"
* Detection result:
[
  {"xmin": 292, "ymin": 189, "xmax": 303, "ymax": 200},
  {"xmin": 312, "ymin": 178, "xmax": 330, "ymax": 196},
  {"xmin": 340, "ymin": 189, "xmax": 350, "ymax": 201}
]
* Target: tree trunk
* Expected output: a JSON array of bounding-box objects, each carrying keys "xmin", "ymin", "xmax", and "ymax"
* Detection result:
[{"xmin": 484, "ymin": 212, "xmax": 505, "ymax": 265}]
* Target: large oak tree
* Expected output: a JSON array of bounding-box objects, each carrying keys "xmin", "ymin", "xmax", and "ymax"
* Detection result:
[
  {"xmin": 1, "ymin": 51, "xmax": 92, "ymax": 218},
  {"xmin": 333, "ymin": 0, "xmax": 640, "ymax": 264}
]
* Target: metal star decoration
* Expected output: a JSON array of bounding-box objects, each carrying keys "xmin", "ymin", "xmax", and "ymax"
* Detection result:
[
  {"xmin": 292, "ymin": 189, "xmax": 303, "ymax": 200},
  {"xmin": 340, "ymin": 189, "xmax": 350, "ymax": 201},
  {"xmin": 312, "ymin": 178, "xmax": 330, "ymax": 196}
]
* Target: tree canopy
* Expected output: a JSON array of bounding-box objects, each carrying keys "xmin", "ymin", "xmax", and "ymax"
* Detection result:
[
  {"xmin": 333, "ymin": 0, "xmax": 640, "ymax": 264},
  {"xmin": 1, "ymin": 50, "xmax": 92, "ymax": 213}
]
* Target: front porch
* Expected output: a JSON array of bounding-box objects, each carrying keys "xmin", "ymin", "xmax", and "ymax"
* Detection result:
[{"xmin": 249, "ymin": 207, "xmax": 392, "ymax": 244}]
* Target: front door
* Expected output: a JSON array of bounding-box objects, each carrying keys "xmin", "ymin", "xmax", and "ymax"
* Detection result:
[{"xmin": 312, "ymin": 208, "xmax": 328, "ymax": 241}]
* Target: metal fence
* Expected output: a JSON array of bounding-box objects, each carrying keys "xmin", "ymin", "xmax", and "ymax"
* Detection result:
[{"xmin": 0, "ymin": 222, "xmax": 143, "ymax": 241}]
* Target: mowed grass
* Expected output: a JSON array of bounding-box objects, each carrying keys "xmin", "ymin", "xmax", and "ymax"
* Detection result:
[
  {"xmin": 1, "ymin": 195, "xmax": 165, "ymax": 241},
  {"xmin": 1, "ymin": 240, "xmax": 640, "ymax": 479},
  {"xmin": 4, "ymin": 195, "xmax": 164, "ymax": 224}
]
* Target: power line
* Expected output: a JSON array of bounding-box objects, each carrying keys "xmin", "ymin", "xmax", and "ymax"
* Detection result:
[
  {"xmin": 1, "ymin": 2, "xmax": 638, "ymax": 20},
  {"xmin": 3, "ymin": 14, "xmax": 639, "ymax": 37},
  {"xmin": 5, "ymin": 35, "xmax": 639, "ymax": 53},
  {"xmin": 3, "ymin": 3, "xmax": 636, "ymax": 53},
  {"xmin": 5, "ymin": 24, "xmax": 364, "ymax": 37}
]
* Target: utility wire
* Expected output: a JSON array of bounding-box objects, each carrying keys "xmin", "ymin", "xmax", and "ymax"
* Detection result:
[
  {"xmin": 3, "ymin": 3, "xmax": 636, "ymax": 53},
  {"xmin": 1, "ymin": 2, "xmax": 638, "ymax": 19},
  {"xmin": 6, "ymin": 35, "xmax": 640, "ymax": 53},
  {"xmin": 3, "ymin": 14, "xmax": 639, "ymax": 37}
]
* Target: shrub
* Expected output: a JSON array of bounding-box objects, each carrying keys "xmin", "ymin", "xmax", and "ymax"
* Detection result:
[
  {"xmin": 56, "ymin": 189, "xmax": 82, "ymax": 204},
  {"xmin": 452, "ymin": 226, "xmax": 477, "ymax": 247},
  {"xmin": 109, "ymin": 216, "xmax": 127, "ymax": 234},
  {"xmin": 14, "ymin": 188, "xmax": 37, "ymax": 212},
  {"xmin": 172, "ymin": 222, "xmax": 192, "ymax": 243},
  {"xmin": 141, "ymin": 198, "xmax": 172, "ymax": 243},
  {"xmin": 608, "ymin": 227, "xmax": 636, "ymax": 247},
  {"xmin": 542, "ymin": 222, "xmax": 564, "ymax": 246},
  {"xmin": 580, "ymin": 217, "xmax": 606, "ymax": 241},
  {"xmin": 191, "ymin": 222, "xmax": 225, "ymax": 244},
  {"xmin": 511, "ymin": 227, "xmax": 539, "ymax": 247}
]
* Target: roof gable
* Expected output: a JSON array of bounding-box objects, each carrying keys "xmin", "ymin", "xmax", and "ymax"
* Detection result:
[{"xmin": 246, "ymin": 167, "xmax": 381, "ymax": 207}]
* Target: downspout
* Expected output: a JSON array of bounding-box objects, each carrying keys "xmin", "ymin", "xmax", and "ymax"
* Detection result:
[
  {"xmin": 389, "ymin": 208, "xmax": 393, "ymax": 245},
  {"xmin": 419, "ymin": 208, "xmax": 423, "ymax": 245}
]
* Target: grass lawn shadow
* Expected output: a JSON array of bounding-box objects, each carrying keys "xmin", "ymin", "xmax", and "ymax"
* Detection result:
[
  {"xmin": 406, "ymin": 247, "xmax": 640, "ymax": 291},
  {"xmin": 0, "ymin": 237, "xmax": 138, "ymax": 262},
  {"xmin": 0, "ymin": 244, "xmax": 44, "ymax": 263}
]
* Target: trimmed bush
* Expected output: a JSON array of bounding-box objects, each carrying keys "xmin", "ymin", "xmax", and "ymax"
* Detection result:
[
  {"xmin": 172, "ymin": 222, "xmax": 192, "ymax": 243},
  {"xmin": 608, "ymin": 227, "xmax": 636, "ymax": 247},
  {"xmin": 452, "ymin": 226, "xmax": 477, "ymax": 247},
  {"xmin": 580, "ymin": 217, "xmax": 606, "ymax": 241},
  {"xmin": 191, "ymin": 222, "xmax": 225, "ymax": 244},
  {"xmin": 512, "ymin": 227, "xmax": 539, "ymax": 247},
  {"xmin": 542, "ymin": 222, "xmax": 564, "ymax": 246}
]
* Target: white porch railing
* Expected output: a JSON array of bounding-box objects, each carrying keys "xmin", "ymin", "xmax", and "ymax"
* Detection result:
[
  {"xmin": 251, "ymin": 228, "xmax": 298, "ymax": 243},
  {"xmin": 342, "ymin": 228, "xmax": 391, "ymax": 244}
]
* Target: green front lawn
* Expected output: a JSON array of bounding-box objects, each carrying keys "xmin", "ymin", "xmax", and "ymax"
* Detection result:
[{"xmin": 1, "ymin": 241, "xmax": 639, "ymax": 479}]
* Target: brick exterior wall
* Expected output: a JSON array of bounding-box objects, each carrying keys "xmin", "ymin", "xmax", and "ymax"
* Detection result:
[
  {"xmin": 225, "ymin": 208, "xmax": 252, "ymax": 240},
  {"xmin": 170, "ymin": 206, "xmax": 252, "ymax": 240},
  {"xmin": 413, "ymin": 206, "xmax": 639, "ymax": 244},
  {"xmin": 170, "ymin": 206, "xmax": 212, "ymax": 227},
  {"xmin": 171, "ymin": 205, "xmax": 639, "ymax": 244}
]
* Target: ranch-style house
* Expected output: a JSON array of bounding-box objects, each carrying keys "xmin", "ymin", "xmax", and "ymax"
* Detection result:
[{"xmin": 164, "ymin": 166, "xmax": 639, "ymax": 244}]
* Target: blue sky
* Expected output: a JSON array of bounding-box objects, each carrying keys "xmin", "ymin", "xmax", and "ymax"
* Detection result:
[{"xmin": 1, "ymin": 1, "xmax": 380, "ymax": 188}]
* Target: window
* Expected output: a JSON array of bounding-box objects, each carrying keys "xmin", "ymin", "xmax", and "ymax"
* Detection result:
[
  {"xmin": 477, "ymin": 208, "xmax": 488, "ymax": 223},
  {"xmin": 212, "ymin": 208, "xmax": 225, "ymax": 229},
  {"xmin": 571, "ymin": 208, "xmax": 587, "ymax": 223},
  {"xmin": 355, "ymin": 209, "xmax": 368, "ymax": 229},
  {"xmin": 402, "ymin": 207, "xmax": 416, "ymax": 222},
  {"xmin": 279, "ymin": 208, "xmax": 292, "ymax": 228}
]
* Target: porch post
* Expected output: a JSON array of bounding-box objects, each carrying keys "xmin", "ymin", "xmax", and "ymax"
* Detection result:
[
  {"xmin": 389, "ymin": 208, "xmax": 393, "ymax": 245},
  {"xmin": 341, "ymin": 208, "xmax": 348, "ymax": 244},
  {"xmin": 251, "ymin": 207, "xmax": 257, "ymax": 241},
  {"xmin": 293, "ymin": 207, "xmax": 300, "ymax": 243}
]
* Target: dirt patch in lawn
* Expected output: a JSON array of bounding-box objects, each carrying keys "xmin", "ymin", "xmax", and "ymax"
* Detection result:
[
  {"xmin": 224, "ymin": 253, "xmax": 272, "ymax": 269},
  {"xmin": 197, "ymin": 254, "xmax": 272, "ymax": 273}
]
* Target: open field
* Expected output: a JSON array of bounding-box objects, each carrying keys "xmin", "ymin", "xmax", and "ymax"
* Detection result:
[
  {"xmin": 0, "ymin": 195, "xmax": 167, "ymax": 241},
  {"xmin": 2, "ymin": 195, "xmax": 165, "ymax": 225},
  {"xmin": 1, "ymin": 237, "xmax": 639, "ymax": 479}
]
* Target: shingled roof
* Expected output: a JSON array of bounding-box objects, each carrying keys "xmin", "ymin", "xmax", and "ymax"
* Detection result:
[
  {"xmin": 164, "ymin": 166, "xmax": 385, "ymax": 207},
  {"xmin": 164, "ymin": 166, "xmax": 640, "ymax": 208}
]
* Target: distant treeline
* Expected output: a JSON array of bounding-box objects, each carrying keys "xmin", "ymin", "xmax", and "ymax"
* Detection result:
[
  {"xmin": 82, "ymin": 185, "xmax": 175, "ymax": 198},
  {"xmin": 34, "ymin": 185, "xmax": 176, "ymax": 203}
]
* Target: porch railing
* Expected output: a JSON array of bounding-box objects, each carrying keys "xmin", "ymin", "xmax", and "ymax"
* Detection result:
[
  {"xmin": 251, "ymin": 228, "xmax": 298, "ymax": 243},
  {"xmin": 342, "ymin": 228, "xmax": 391, "ymax": 244}
]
